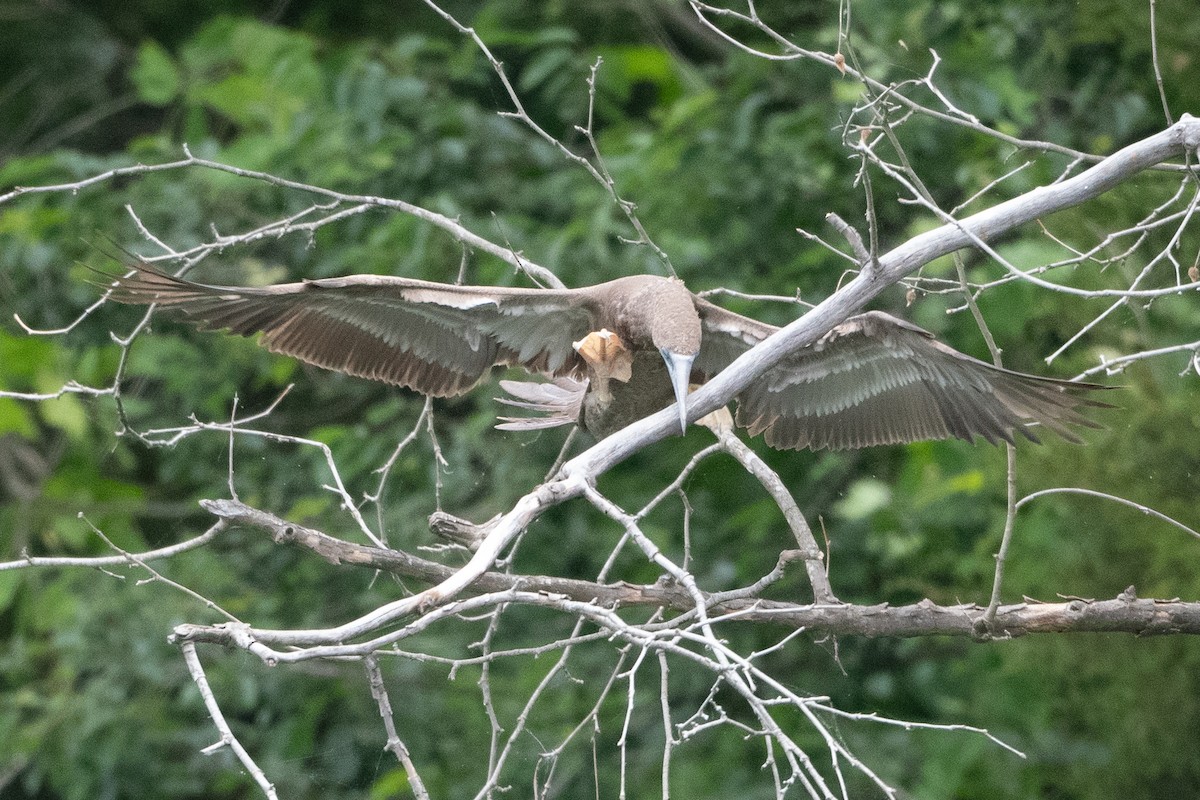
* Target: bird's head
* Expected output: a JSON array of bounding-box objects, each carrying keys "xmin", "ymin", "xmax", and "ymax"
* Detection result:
[{"xmin": 648, "ymin": 288, "xmax": 702, "ymax": 435}]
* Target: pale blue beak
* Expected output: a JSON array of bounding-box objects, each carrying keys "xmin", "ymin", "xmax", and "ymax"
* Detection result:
[{"xmin": 661, "ymin": 349, "xmax": 697, "ymax": 434}]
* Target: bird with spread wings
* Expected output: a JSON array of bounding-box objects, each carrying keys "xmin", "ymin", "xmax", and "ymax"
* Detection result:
[{"xmin": 102, "ymin": 262, "xmax": 1112, "ymax": 451}]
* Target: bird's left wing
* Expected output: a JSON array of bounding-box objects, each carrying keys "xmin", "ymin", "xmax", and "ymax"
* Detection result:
[
  {"xmin": 104, "ymin": 262, "xmax": 598, "ymax": 397},
  {"xmin": 694, "ymin": 301, "xmax": 1113, "ymax": 451}
]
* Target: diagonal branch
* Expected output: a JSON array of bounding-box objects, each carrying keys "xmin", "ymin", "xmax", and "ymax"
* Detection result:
[{"xmin": 565, "ymin": 115, "xmax": 1200, "ymax": 474}]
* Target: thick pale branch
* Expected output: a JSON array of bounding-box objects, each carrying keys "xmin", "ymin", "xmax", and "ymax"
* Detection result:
[{"xmin": 567, "ymin": 115, "xmax": 1200, "ymax": 478}]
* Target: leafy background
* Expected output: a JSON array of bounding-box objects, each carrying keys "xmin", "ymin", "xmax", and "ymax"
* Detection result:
[{"xmin": 1, "ymin": 1, "xmax": 1199, "ymax": 798}]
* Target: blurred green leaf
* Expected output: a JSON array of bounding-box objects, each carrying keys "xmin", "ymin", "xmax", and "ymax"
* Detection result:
[
  {"xmin": 0, "ymin": 400, "xmax": 35, "ymax": 436},
  {"xmin": 0, "ymin": 571, "xmax": 21, "ymax": 613},
  {"xmin": 131, "ymin": 41, "xmax": 181, "ymax": 105},
  {"xmin": 836, "ymin": 477, "xmax": 893, "ymax": 521}
]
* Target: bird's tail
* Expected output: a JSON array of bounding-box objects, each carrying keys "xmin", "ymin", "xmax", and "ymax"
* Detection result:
[{"xmin": 494, "ymin": 377, "xmax": 586, "ymax": 431}]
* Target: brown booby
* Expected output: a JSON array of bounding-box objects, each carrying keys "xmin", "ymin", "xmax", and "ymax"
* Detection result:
[{"xmin": 102, "ymin": 263, "xmax": 1111, "ymax": 451}]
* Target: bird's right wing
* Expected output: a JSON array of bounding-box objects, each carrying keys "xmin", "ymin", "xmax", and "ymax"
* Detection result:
[
  {"xmin": 104, "ymin": 262, "xmax": 600, "ymax": 397},
  {"xmin": 695, "ymin": 301, "xmax": 1113, "ymax": 451}
]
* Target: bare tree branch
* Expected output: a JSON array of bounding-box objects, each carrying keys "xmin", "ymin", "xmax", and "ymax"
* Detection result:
[{"xmin": 192, "ymin": 499, "xmax": 1200, "ymax": 639}]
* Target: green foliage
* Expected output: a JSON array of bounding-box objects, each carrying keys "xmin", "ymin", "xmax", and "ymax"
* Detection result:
[
  {"xmin": 131, "ymin": 40, "xmax": 182, "ymax": 105},
  {"xmin": 2, "ymin": 1, "xmax": 1199, "ymax": 798}
]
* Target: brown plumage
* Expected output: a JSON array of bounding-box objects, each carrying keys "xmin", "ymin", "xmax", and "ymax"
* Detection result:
[{"xmin": 102, "ymin": 262, "xmax": 1113, "ymax": 451}]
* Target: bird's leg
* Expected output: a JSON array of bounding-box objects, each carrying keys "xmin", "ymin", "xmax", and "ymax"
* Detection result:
[{"xmin": 692, "ymin": 386, "xmax": 734, "ymax": 433}]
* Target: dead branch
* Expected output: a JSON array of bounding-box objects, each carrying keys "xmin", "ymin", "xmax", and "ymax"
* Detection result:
[{"xmin": 198, "ymin": 499, "xmax": 1200, "ymax": 640}]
